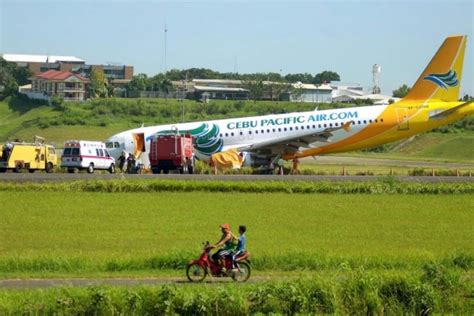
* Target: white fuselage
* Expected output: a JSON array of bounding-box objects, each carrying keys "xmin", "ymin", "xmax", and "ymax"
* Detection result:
[{"xmin": 105, "ymin": 105, "xmax": 387, "ymax": 166}]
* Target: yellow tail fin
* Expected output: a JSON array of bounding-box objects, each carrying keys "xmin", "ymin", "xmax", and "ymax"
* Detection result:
[{"xmin": 404, "ymin": 35, "xmax": 467, "ymax": 102}]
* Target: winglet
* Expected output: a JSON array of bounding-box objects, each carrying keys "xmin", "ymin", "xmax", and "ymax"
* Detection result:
[{"xmin": 403, "ymin": 35, "xmax": 467, "ymax": 102}]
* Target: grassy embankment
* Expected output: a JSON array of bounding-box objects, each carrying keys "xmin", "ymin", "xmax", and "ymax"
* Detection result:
[{"xmin": 1, "ymin": 271, "xmax": 472, "ymax": 314}]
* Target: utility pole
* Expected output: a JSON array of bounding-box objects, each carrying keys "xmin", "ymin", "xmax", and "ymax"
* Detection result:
[{"xmin": 164, "ymin": 23, "xmax": 168, "ymax": 72}]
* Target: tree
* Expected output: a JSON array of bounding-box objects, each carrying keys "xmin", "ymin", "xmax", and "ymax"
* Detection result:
[
  {"xmin": 88, "ymin": 69, "xmax": 108, "ymax": 98},
  {"xmin": 284, "ymin": 73, "xmax": 314, "ymax": 84},
  {"xmin": 392, "ymin": 84, "xmax": 411, "ymax": 98},
  {"xmin": 127, "ymin": 73, "xmax": 148, "ymax": 91},
  {"xmin": 0, "ymin": 57, "xmax": 33, "ymax": 98},
  {"xmin": 312, "ymin": 71, "xmax": 340, "ymax": 84},
  {"xmin": 241, "ymin": 79, "xmax": 264, "ymax": 103},
  {"xmin": 265, "ymin": 81, "xmax": 291, "ymax": 102}
]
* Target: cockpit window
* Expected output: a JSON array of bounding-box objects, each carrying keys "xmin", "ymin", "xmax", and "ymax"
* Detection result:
[
  {"xmin": 114, "ymin": 142, "xmax": 120, "ymax": 148},
  {"xmin": 106, "ymin": 142, "xmax": 114, "ymax": 148}
]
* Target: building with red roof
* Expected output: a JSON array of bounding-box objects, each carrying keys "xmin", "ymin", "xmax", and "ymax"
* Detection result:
[{"xmin": 29, "ymin": 70, "xmax": 89, "ymax": 101}]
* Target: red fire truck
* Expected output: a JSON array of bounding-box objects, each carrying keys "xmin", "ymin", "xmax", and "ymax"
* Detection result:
[{"xmin": 149, "ymin": 134, "xmax": 194, "ymax": 174}]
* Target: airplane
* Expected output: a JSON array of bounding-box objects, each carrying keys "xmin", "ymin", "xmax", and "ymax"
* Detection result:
[{"xmin": 105, "ymin": 35, "xmax": 473, "ymax": 167}]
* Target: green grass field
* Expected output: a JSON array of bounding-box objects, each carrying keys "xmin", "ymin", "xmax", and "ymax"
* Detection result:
[
  {"xmin": 0, "ymin": 191, "xmax": 472, "ymax": 276},
  {"xmin": 336, "ymin": 132, "xmax": 474, "ymax": 163}
]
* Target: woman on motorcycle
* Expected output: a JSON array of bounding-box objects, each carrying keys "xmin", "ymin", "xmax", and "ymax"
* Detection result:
[{"xmin": 211, "ymin": 224, "xmax": 237, "ymax": 267}]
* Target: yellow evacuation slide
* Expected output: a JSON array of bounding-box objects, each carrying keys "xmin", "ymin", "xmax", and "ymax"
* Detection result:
[{"xmin": 210, "ymin": 149, "xmax": 243, "ymax": 169}]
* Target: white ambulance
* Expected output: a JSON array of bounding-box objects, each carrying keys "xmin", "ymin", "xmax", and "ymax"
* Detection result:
[{"xmin": 61, "ymin": 140, "xmax": 116, "ymax": 174}]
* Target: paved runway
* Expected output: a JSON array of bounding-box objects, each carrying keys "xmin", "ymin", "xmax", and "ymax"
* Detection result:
[{"xmin": 0, "ymin": 173, "xmax": 472, "ymax": 182}]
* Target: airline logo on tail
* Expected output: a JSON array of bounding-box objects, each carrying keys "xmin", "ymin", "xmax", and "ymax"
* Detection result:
[{"xmin": 423, "ymin": 70, "xmax": 459, "ymax": 89}]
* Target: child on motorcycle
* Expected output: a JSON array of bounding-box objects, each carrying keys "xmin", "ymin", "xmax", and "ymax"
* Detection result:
[{"xmin": 230, "ymin": 225, "xmax": 247, "ymax": 272}]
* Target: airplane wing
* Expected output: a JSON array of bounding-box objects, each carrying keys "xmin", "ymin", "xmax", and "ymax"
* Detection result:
[{"xmin": 237, "ymin": 121, "xmax": 352, "ymax": 153}]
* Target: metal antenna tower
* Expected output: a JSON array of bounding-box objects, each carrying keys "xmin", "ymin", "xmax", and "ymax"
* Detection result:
[
  {"xmin": 164, "ymin": 23, "xmax": 168, "ymax": 72},
  {"xmin": 372, "ymin": 64, "xmax": 381, "ymax": 94}
]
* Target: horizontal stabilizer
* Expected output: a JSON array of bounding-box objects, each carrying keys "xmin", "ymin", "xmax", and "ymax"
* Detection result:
[{"xmin": 429, "ymin": 101, "xmax": 472, "ymax": 120}]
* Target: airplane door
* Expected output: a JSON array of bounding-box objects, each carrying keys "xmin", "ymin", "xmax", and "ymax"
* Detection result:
[{"xmin": 395, "ymin": 107, "xmax": 410, "ymax": 130}]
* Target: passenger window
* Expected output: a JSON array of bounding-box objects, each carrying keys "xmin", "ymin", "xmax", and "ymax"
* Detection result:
[
  {"xmin": 49, "ymin": 148, "xmax": 55, "ymax": 154},
  {"xmin": 105, "ymin": 150, "xmax": 110, "ymax": 157},
  {"xmin": 289, "ymin": 127, "xmax": 293, "ymax": 131},
  {"xmin": 96, "ymin": 149, "xmax": 100, "ymax": 156},
  {"xmin": 231, "ymin": 132, "xmax": 234, "ymax": 137}
]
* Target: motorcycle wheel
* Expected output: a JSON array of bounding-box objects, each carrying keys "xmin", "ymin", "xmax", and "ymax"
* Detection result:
[
  {"xmin": 186, "ymin": 263, "xmax": 207, "ymax": 282},
  {"xmin": 232, "ymin": 261, "xmax": 251, "ymax": 282}
]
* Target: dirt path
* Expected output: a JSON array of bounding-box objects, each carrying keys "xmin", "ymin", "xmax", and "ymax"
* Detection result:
[{"xmin": 0, "ymin": 276, "xmax": 274, "ymax": 289}]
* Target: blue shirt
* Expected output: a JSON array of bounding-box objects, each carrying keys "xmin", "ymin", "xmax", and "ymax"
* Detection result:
[{"xmin": 237, "ymin": 234, "xmax": 246, "ymax": 252}]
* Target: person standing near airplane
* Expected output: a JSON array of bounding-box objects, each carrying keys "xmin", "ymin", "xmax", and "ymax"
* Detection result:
[{"xmin": 291, "ymin": 157, "xmax": 300, "ymax": 175}]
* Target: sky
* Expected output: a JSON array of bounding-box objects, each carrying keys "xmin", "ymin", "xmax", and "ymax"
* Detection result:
[{"xmin": 1, "ymin": 0, "xmax": 473, "ymax": 95}]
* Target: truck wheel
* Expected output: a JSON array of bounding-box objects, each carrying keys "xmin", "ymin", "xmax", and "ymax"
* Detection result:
[
  {"xmin": 13, "ymin": 164, "xmax": 22, "ymax": 173},
  {"xmin": 152, "ymin": 168, "xmax": 160, "ymax": 174},
  {"xmin": 163, "ymin": 168, "xmax": 169, "ymax": 174},
  {"xmin": 29, "ymin": 169, "xmax": 35, "ymax": 173},
  {"xmin": 0, "ymin": 168, "xmax": 7, "ymax": 173},
  {"xmin": 109, "ymin": 164, "xmax": 116, "ymax": 174},
  {"xmin": 67, "ymin": 168, "xmax": 75, "ymax": 174},
  {"xmin": 45, "ymin": 162, "xmax": 54, "ymax": 173},
  {"xmin": 87, "ymin": 163, "xmax": 94, "ymax": 174}
]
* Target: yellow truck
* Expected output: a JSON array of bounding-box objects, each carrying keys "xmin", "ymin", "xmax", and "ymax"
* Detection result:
[{"xmin": 0, "ymin": 137, "xmax": 58, "ymax": 173}]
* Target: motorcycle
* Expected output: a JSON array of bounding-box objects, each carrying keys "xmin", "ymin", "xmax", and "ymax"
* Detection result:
[{"xmin": 186, "ymin": 242, "xmax": 251, "ymax": 282}]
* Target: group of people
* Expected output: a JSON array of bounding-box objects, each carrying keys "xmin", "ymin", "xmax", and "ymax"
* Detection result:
[
  {"xmin": 117, "ymin": 151, "xmax": 137, "ymax": 174},
  {"xmin": 211, "ymin": 224, "xmax": 247, "ymax": 272},
  {"xmin": 267, "ymin": 157, "xmax": 300, "ymax": 175}
]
